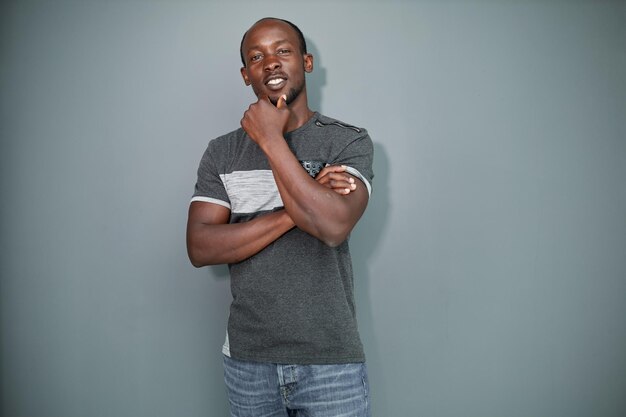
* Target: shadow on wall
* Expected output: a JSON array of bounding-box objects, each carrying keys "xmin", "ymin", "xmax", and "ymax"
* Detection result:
[
  {"xmin": 351, "ymin": 142, "xmax": 390, "ymax": 414},
  {"xmin": 305, "ymin": 38, "xmax": 326, "ymax": 113}
]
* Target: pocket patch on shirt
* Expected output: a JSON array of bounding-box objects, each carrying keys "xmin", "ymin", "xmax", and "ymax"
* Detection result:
[{"xmin": 299, "ymin": 160, "xmax": 326, "ymax": 178}]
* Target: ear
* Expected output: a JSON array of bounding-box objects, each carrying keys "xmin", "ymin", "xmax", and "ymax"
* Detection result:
[
  {"xmin": 240, "ymin": 67, "xmax": 251, "ymax": 85},
  {"xmin": 303, "ymin": 53, "xmax": 314, "ymax": 73}
]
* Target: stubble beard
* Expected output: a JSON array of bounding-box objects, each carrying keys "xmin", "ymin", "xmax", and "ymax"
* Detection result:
[
  {"xmin": 268, "ymin": 87, "xmax": 297, "ymax": 106},
  {"xmin": 267, "ymin": 76, "xmax": 304, "ymax": 106}
]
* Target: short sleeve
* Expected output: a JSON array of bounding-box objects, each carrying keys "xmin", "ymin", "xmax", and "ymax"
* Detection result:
[
  {"xmin": 332, "ymin": 130, "xmax": 374, "ymax": 195},
  {"xmin": 191, "ymin": 140, "xmax": 231, "ymax": 209}
]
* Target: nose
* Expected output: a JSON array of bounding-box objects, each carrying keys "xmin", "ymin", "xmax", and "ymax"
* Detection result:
[{"xmin": 264, "ymin": 55, "xmax": 280, "ymax": 71}]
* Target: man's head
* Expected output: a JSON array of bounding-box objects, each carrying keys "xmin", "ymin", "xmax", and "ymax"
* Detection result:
[
  {"xmin": 240, "ymin": 18, "xmax": 307, "ymax": 67},
  {"xmin": 239, "ymin": 18, "xmax": 313, "ymax": 106}
]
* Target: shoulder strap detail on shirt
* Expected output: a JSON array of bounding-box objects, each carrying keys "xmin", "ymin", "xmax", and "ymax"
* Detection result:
[{"xmin": 314, "ymin": 118, "xmax": 362, "ymax": 133}]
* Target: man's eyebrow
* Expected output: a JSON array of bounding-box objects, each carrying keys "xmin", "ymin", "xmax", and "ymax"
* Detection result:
[{"xmin": 245, "ymin": 39, "xmax": 292, "ymax": 52}]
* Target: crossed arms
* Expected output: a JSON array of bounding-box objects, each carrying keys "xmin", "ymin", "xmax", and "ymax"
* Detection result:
[{"xmin": 186, "ymin": 97, "xmax": 369, "ymax": 267}]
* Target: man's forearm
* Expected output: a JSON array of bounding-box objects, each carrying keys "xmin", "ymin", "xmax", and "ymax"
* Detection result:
[
  {"xmin": 187, "ymin": 207, "xmax": 295, "ymax": 267},
  {"xmin": 260, "ymin": 137, "xmax": 367, "ymax": 246}
]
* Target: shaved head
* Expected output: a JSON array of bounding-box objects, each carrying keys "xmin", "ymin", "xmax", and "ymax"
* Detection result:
[{"xmin": 240, "ymin": 17, "xmax": 307, "ymax": 67}]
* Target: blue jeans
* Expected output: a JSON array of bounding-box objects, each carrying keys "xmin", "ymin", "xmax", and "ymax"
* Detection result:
[{"xmin": 223, "ymin": 355, "xmax": 371, "ymax": 417}]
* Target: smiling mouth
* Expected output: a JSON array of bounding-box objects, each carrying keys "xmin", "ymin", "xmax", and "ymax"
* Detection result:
[{"xmin": 266, "ymin": 77, "xmax": 286, "ymax": 90}]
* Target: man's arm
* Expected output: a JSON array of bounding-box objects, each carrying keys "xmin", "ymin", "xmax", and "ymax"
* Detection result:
[
  {"xmin": 186, "ymin": 165, "xmax": 359, "ymax": 267},
  {"xmin": 241, "ymin": 97, "xmax": 370, "ymax": 247},
  {"xmin": 186, "ymin": 203, "xmax": 294, "ymax": 267},
  {"xmin": 270, "ymin": 156, "xmax": 368, "ymax": 247}
]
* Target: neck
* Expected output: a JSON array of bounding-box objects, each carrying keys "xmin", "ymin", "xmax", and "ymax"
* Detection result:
[{"xmin": 285, "ymin": 89, "xmax": 314, "ymax": 132}]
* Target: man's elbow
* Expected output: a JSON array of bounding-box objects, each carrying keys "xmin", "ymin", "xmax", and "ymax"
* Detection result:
[
  {"xmin": 308, "ymin": 216, "xmax": 357, "ymax": 247},
  {"xmin": 319, "ymin": 228, "xmax": 350, "ymax": 248},
  {"xmin": 186, "ymin": 236, "xmax": 212, "ymax": 268},
  {"xmin": 187, "ymin": 239, "xmax": 237, "ymax": 266},
  {"xmin": 323, "ymin": 238, "xmax": 345, "ymax": 248},
  {"xmin": 187, "ymin": 245, "xmax": 206, "ymax": 268},
  {"xmin": 189, "ymin": 257, "xmax": 205, "ymax": 268}
]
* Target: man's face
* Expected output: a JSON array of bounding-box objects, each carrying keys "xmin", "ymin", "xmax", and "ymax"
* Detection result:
[{"xmin": 240, "ymin": 19, "xmax": 313, "ymax": 106}]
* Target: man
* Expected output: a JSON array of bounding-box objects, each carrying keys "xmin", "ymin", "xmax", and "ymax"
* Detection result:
[{"xmin": 187, "ymin": 17, "xmax": 373, "ymax": 417}]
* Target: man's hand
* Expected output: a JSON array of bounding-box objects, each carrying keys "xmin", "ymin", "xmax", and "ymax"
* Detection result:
[
  {"xmin": 316, "ymin": 165, "xmax": 358, "ymax": 195},
  {"xmin": 240, "ymin": 94, "xmax": 290, "ymax": 147}
]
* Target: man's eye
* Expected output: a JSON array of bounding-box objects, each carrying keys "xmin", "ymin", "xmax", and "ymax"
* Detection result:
[
  {"xmin": 250, "ymin": 54, "xmax": 262, "ymax": 62},
  {"xmin": 277, "ymin": 49, "xmax": 290, "ymax": 55}
]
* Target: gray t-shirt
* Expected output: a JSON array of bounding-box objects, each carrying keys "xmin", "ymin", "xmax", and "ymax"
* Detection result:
[{"xmin": 192, "ymin": 113, "xmax": 374, "ymax": 364}]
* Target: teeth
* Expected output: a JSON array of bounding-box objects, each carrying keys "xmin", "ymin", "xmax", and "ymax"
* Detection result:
[{"xmin": 267, "ymin": 78, "xmax": 284, "ymax": 85}]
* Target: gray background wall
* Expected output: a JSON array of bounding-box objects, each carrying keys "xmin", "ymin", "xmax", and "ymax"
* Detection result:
[{"xmin": 1, "ymin": 1, "xmax": 625, "ymax": 416}]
